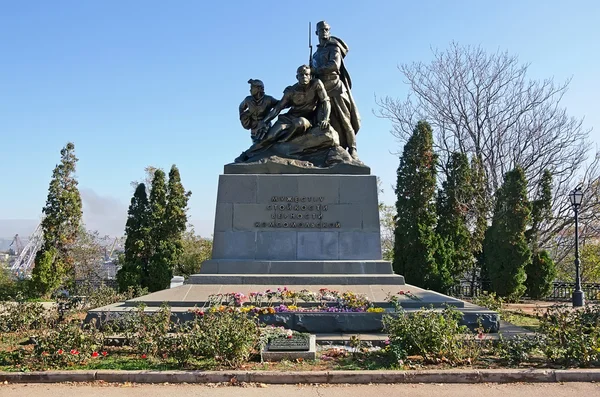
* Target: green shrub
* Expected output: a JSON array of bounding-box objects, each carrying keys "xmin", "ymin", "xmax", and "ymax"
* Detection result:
[
  {"xmin": 0, "ymin": 301, "xmax": 49, "ymax": 332},
  {"xmin": 525, "ymin": 250, "xmax": 556, "ymax": 299},
  {"xmin": 471, "ymin": 292, "xmax": 504, "ymax": 312},
  {"xmin": 537, "ymin": 304, "xmax": 600, "ymax": 366},
  {"xmin": 495, "ymin": 334, "xmax": 541, "ymax": 365},
  {"xmin": 83, "ymin": 285, "xmax": 148, "ymax": 310},
  {"xmin": 191, "ymin": 311, "xmax": 260, "ymax": 367},
  {"xmin": 122, "ymin": 304, "xmax": 172, "ymax": 357},
  {"xmin": 383, "ymin": 307, "xmax": 481, "ymax": 365}
]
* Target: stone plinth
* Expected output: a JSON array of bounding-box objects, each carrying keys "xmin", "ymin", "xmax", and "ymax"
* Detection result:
[
  {"xmin": 212, "ymin": 174, "xmax": 382, "ymax": 261},
  {"xmin": 195, "ymin": 173, "xmax": 405, "ymax": 285}
]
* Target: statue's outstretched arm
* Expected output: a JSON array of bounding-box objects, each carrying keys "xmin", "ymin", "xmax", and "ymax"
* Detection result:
[{"xmin": 262, "ymin": 93, "xmax": 289, "ymax": 125}]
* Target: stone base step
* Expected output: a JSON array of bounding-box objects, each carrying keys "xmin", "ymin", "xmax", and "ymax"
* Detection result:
[
  {"xmin": 200, "ymin": 260, "xmax": 394, "ymax": 275},
  {"xmin": 187, "ymin": 274, "xmax": 405, "ymax": 285}
]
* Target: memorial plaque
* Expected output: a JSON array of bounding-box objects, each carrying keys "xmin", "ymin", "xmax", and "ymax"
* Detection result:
[{"xmin": 268, "ymin": 336, "xmax": 311, "ymax": 351}]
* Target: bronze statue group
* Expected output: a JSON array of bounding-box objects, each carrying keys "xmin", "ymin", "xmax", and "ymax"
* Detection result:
[{"xmin": 236, "ymin": 21, "xmax": 362, "ymax": 167}]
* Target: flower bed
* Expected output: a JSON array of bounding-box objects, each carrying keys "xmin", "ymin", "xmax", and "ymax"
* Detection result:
[{"xmin": 197, "ymin": 287, "xmax": 420, "ymax": 315}]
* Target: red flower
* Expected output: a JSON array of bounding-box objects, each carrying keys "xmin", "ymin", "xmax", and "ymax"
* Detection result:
[
  {"xmin": 57, "ymin": 349, "xmax": 64, "ymax": 355},
  {"xmin": 141, "ymin": 354, "xmax": 147, "ymax": 359},
  {"xmin": 70, "ymin": 349, "xmax": 79, "ymax": 355},
  {"xmin": 101, "ymin": 351, "xmax": 108, "ymax": 357},
  {"xmin": 91, "ymin": 352, "xmax": 99, "ymax": 358}
]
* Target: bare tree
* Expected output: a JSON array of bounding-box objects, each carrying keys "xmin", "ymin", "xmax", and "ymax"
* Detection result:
[{"xmin": 377, "ymin": 42, "xmax": 599, "ymax": 254}]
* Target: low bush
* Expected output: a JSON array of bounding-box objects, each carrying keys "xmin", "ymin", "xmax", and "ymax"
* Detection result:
[
  {"xmin": 189, "ymin": 310, "xmax": 260, "ymax": 367},
  {"xmin": 494, "ymin": 334, "xmax": 541, "ymax": 365},
  {"xmin": 537, "ymin": 304, "xmax": 600, "ymax": 366},
  {"xmin": 383, "ymin": 306, "xmax": 481, "ymax": 365},
  {"xmin": 0, "ymin": 301, "xmax": 49, "ymax": 333}
]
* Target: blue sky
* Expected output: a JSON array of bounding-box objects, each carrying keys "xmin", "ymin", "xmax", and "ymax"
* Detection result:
[{"xmin": 1, "ymin": 0, "xmax": 598, "ymax": 237}]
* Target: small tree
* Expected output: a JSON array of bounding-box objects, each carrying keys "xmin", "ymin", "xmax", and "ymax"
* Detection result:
[
  {"xmin": 470, "ymin": 155, "xmax": 489, "ymax": 285},
  {"xmin": 71, "ymin": 227, "xmax": 105, "ymax": 293},
  {"xmin": 164, "ymin": 165, "xmax": 191, "ymax": 270},
  {"xmin": 525, "ymin": 170, "xmax": 556, "ymax": 298},
  {"xmin": 32, "ymin": 142, "xmax": 82, "ymax": 296},
  {"xmin": 483, "ymin": 166, "xmax": 531, "ymax": 299},
  {"xmin": 436, "ymin": 152, "xmax": 473, "ymax": 286},
  {"xmin": 393, "ymin": 121, "xmax": 452, "ymax": 292},
  {"xmin": 526, "ymin": 251, "xmax": 556, "ymax": 299},
  {"xmin": 175, "ymin": 228, "xmax": 212, "ymax": 278},
  {"xmin": 147, "ymin": 169, "xmax": 170, "ymax": 292},
  {"xmin": 116, "ymin": 183, "xmax": 152, "ymax": 292}
]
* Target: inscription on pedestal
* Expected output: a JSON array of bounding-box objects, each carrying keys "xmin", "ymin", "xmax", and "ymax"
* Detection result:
[{"xmin": 254, "ymin": 196, "xmax": 341, "ymax": 229}]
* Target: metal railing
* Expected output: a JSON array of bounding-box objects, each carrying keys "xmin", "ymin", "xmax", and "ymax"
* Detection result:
[{"xmin": 448, "ymin": 282, "xmax": 600, "ymax": 301}]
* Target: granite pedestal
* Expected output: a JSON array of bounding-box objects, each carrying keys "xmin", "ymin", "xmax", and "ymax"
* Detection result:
[{"xmin": 191, "ymin": 173, "xmax": 406, "ymax": 285}]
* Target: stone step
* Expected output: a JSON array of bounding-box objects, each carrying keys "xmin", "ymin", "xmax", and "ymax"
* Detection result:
[
  {"xmin": 200, "ymin": 260, "xmax": 394, "ymax": 275},
  {"xmin": 187, "ymin": 274, "xmax": 405, "ymax": 285}
]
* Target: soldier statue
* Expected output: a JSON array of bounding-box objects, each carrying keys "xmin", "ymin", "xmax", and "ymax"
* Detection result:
[{"xmin": 311, "ymin": 20, "xmax": 361, "ymax": 159}]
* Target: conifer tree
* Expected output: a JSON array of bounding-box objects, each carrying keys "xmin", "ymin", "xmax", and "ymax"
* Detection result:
[
  {"xmin": 483, "ymin": 166, "xmax": 531, "ymax": 299},
  {"xmin": 470, "ymin": 155, "xmax": 489, "ymax": 289},
  {"xmin": 393, "ymin": 121, "xmax": 452, "ymax": 292},
  {"xmin": 525, "ymin": 170, "xmax": 556, "ymax": 298},
  {"xmin": 116, "ymin": 183, "xmax": 151, "ymax": 291},
  {"xmin": 147, "ymin": 169, "xmax": 170, "ymax": 292},
  {"xmin": 436, "ymin": 152, "xmax": 473, "ymax": 285},
  {"xmin": 32, "ymin": 142, "xmax": 82, "ymax": 296},
  {"xmin": 164, "ymin": 165, "xmax": 191, "ymax": 268}
]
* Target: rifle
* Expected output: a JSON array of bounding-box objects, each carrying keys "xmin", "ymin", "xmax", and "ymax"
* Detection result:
[{"xmin": 308, "ymin": 22, "xmax": 313, "ymax": 67}]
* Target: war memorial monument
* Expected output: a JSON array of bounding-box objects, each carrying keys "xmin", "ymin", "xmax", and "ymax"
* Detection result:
[{"xmin": 87, "ymin": 21, "xmax": 499, "ymax": 334}]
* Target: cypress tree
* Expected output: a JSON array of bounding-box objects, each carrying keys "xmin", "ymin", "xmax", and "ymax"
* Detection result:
[
  {"xmin": 393, "ymin": 120, "xmax": 452, "ymax": 292},
  {"xmin": 116, "ymin": 183, "xmax": 151, "ymax": 291},
  {"xmin": 436, "ymin": 152, "xmax": 473, "ymax": 285},
  {"xmin": 525, "ymin": 170, "xmax": 556, "ymax": 298},
  {"xmin": 32, "ymin": 142, "xmax": 82, "ymax": 296},
  {"xmin": 147, "ymin": 169, "xmax": 170, "ymax": 292},
  {"xmin": 164, "ymin": 165, "xmax": 191, "ymax": 270},
  {"xmin": 470, "ymin": 155, "xmax": 489, "ymax": 280},
  {"xmin": 483, "ymin": 166, "xmax": 531, "ymax": 299}
]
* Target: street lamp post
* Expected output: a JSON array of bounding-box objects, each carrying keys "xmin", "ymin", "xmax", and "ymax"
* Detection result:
[{"xmin": 569, "ymin": 187, "xmax": 585, "ymax": 307}]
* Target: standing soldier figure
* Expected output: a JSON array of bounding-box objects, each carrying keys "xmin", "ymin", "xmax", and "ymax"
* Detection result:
[{"xmin": 311, "ymin": 20, "xmax": 361, "ymax": 159}]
